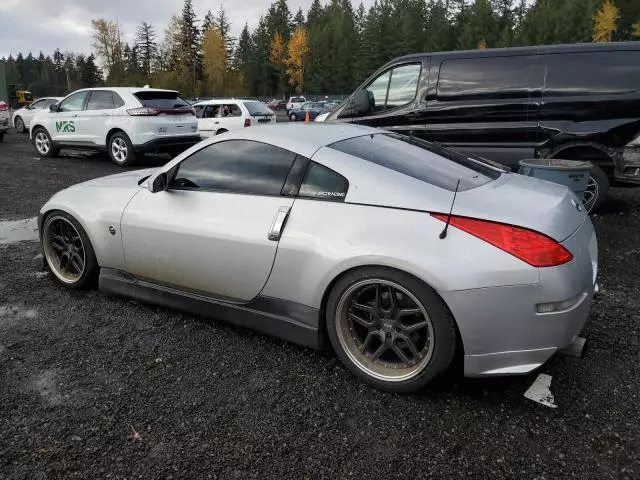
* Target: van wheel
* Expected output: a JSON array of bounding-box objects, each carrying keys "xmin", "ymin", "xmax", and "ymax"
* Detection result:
[
  {"xmin": 108, "ymin": 132, "xmax": 136, "ymax": 166},
  {"xmin": 326, "ymin": 267, "xmax": 457, "ymax": 393},
  {"xmin": 583, "ymin": 165, "xmax": 609, "ymax": 213},
  {"xmin": 32, "ymin": 128, "xmax": 59, "ymax": 158}
]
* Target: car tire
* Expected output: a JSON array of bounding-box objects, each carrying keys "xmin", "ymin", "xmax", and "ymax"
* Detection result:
[
  {"xmin": 41, "ymin": 211, "xmax": 98, "ymax": 290},
  {"xmin": 108, "ymin": 132, "xmax": 137, "ymax": 166},
  {"xmin": 584, "ymin": 165, "xmax": 609, "ymax": 213},
  {"xmin": 32, "ymin": 128, "xmax": 59, "ymax": 158},
  {"xmin": 290, "ymin": 113, "xmax": 297, "ymax": 121},
  {"xmin": 14, "ymin": 116, "xmax": 26, "ymax": 133},
  {"xmin": 326, "ymin": 267, "xmax": 457, "ymax": 393}
]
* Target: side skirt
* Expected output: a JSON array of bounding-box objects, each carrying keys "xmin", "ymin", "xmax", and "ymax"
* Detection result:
[{"xmin": 99, "ymin": 268, "xmax": 324, "ymax": 349}]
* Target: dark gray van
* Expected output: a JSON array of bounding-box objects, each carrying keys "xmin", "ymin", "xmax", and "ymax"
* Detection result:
[{"xmin": 322, "ymin": 42, "xmax": 640, "ymax": 211}]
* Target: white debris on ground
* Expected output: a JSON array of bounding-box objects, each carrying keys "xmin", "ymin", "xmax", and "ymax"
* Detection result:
[
  {"xmin": 0, "ymin": 217, "xmax": 38, "ymax": 244},
  {"xmin": 524, "ymin": 373, "xmax": 558, "ymax": 408}
]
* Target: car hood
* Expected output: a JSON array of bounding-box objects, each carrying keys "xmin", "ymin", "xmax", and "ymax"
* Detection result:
[{"xmin": 76, "ymin": 168, "xmax": 158, "ymax": 189}]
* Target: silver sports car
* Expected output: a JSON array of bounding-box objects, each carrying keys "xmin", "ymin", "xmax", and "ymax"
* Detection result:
[{"xmin": 39, "ymin": 123, "xmax": 598, "ymax": 392}]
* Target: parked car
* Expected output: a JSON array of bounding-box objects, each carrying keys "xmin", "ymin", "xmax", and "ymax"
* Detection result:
[
  {"xmin": 288, "ymin": 102, "xmax": 327, "ymax": 122},
  {"xmin": 0, "ymin": 101, "xmax": 9, "ymax": 142},
  {"xmin": 38, "ymin": 123, "xmax": 597, "ymax": 393},
  {"xmin": 30, "ymin": 87, "xmax": 200, "ymax": 166},
  {"xmin": 320, "ymin": 42, "xmax": 640, "ymax": 212},
  {"xmin": 267, "ymin": 99, "xmax": 287, "ymax": 110},
  {"xmin": 286, "ymin": 96, "xmax": 306, "ymax": 114},
  {"xmin": 12, "ymin": 97, "xmax": 63, "ymax": 133},
  {"xmin": 193, "ymin": 99, "xmax": 276, "ymax": 137}
]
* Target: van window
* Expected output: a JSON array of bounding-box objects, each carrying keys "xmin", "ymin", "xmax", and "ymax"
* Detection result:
[
  {"xmin": 437, "ymin": 56, "xmax": 542, "ymax": 100},
  {"xmin": 544, "ymin": 51, "xmax": 640, "ymax": 96},
  {"xmin": 386, "ymin": 64, "xmax": 422, "ymax": 108}
]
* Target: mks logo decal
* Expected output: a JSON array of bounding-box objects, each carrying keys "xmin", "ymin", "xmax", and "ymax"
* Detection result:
[{"xmin": 55, "ymin": 121, "xmax": 75, "ymax": 133}]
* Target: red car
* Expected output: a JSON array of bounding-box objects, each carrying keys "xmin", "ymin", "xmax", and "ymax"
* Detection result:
[{"xmin": 267, "ymin": 99, "xmax": 287, "ymax": 111}]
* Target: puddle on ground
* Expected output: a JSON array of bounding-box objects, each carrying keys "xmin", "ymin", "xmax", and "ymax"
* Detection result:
[{"xmin": 0, "ymin": 217, "xmax": 38, "ymax": 244}]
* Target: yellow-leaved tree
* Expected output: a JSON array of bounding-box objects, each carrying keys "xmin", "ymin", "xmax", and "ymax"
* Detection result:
[
  {"xmin": 633, "ymin": 21, "xmax": 640, "ymax": 38},
  {"xmin": 477, "ymin": 39, "xmax": 488, "ymax": 49},
  {"xmin": 592, "ymin": 0, "xmax": 620, "ymax": 42},
  {"xmin": 270, "ymin": 32, "xmax": 286, "ymax": 68},
  {"xmin": 203, "ymin": 28, "xmax": 227, "ymax": 96},
  {"xmin": 285, "ymin": 26, "xmax": 309, "ymax": 95}
]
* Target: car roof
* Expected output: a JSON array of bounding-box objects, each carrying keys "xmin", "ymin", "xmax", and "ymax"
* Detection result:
[
  {"xmin": 70, "ymin": 87, "xmax": 179, "ymax": 95},
  {"xmin": 203, "ymin": 122, "xmax": 381, "ymax": 158},
  {"xmin": 194, "ymin": 99, "xmax": 257, "ymax": 105}
]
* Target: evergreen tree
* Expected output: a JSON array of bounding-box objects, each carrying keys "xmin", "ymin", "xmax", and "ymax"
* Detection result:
[
  {"xmin": 180, "ymin": 0, "xmax": 202, "ymax": 95},
  {"xmin": 294, "ymin": 8, "xmax": 305, "ymax": 27},
  {"xmin": 135, "ymin": 22, "xmax": 157, "ymax": 77}
]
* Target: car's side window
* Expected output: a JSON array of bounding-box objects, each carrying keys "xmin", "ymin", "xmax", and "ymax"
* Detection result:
[
  {"xmin": 59, "ymin": 92, "xmax": 89, "ymax": 112},
  {"xmin": 86, "ymin": 91, "xmax": 116, "ymax": 110},
  {"xmin": 30, "ymin": 99, "xmax": 46, "ymax": 109},
  {"xmin": 171, "ymin": 140, "xmax": 297, "ymax": 196},
  {"xmin": 113, "ymin": 93, "xmax": 125, "ymax": 108},
  {"xmin": 366, "ymin": 71, "xmax": 391, "ymax": 112},
  {"xmin": 299, "ymin": 162, "xmax": 349, "ymax": 202}
]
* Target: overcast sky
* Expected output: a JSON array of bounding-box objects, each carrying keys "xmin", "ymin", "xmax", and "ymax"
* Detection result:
[{"xmin": 0, "ymin": 0, "xmax": 376, "ymax": 60}]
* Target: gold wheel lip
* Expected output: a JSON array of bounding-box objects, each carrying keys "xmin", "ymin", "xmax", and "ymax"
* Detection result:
[
  {"xmin": 335, "ymin": 278, "xmax": 436, "ymax": 383},
  {"xmin": 42, "ymin": 215, "xmax": 86, "ymax": 285}
]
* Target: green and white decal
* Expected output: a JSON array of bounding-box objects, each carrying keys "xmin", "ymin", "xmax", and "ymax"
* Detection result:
[{"xmin": 56, "ymin": 121, "xmax": 76, "ymax": 133}]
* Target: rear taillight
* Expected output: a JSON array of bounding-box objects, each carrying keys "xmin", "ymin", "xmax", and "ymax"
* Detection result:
[
  {"xmin": 431, "ymin": 214, "xmax": 573, "ymax": 267},
  {"xmin": 127, "ymin": 107, "xmax": 160, "ymax": 116},
  {"xmin": 0, "ymin": 102, "xmax": 8, "ymax": 112},
  {"xmin": 244, "ymin": 118, "xmax": 251, "ymax": 127}
]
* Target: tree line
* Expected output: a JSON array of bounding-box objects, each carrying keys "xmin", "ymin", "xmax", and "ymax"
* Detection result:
[{"xmin": 2, "ymin": 0, "xmax": 640, "ymax": 99}]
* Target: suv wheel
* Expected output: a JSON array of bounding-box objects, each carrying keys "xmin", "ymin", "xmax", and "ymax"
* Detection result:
[
  {"xmin": 32, "ymin": 128, "xmax": 59, "ymax": 157},
  {"xmin": 289, "ymin": 113, "xmax": 297, "ymax": 121},
  {"xmin": 108, "ymin": 132, "xmax": 137, "ymax": 166},
  {"xmin": 14, "ymin": 116, "xmax": 26, "ymax": 133},
  {"xmin": 583, "ymin": 165, "xmax": 609, "ymax": 213}
]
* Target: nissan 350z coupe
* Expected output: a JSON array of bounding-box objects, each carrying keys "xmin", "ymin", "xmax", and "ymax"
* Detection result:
[{"xmin": 38, "ymin": 123, "xmax": 598, "ymax": 392}]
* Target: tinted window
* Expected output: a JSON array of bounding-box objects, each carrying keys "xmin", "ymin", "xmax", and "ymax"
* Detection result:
[
  {"xmin": 172, "ymin": 140, "xmax": 296, "ymax": 195},
  {"xmin": 87, "ymin": 91, "xmax": 115, "ymax": 110},
  {"xmin": 299, "ymin": 162, "xmax": 349, "ymax": 201},
  {"xmin": 290, "ymin": 97, "xmax": 305, "ymax": 103},
  {"xmin": 134, "ymin": 91, "xmax": 190, "ymax": 109},
  {"xmin": 244, "ymin": 101, "xmax": 273, "ymax": 115},
  {"xmin": 366, "ymin": 71, "xmax": 390, "ymax": 111},
  {"xmin": 437, "ymin": 56, "xmax": 541, "ymax": 100},
  {"xmin": 59, "ymin": 91, "xmax": 89, "ymax": 112},
  {"xmin": 330, "ymin": 134, "xmax": 500, "ymax": 192},
  {"xmin": 386, "ymin": 64, "xmax": 421, "ymax": 108},
  {"xmin": 545, "ymin": 51, "xmax": 640, "ymax": 96}
]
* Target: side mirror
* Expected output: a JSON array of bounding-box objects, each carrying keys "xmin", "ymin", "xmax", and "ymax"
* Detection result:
[
  {"xmin": 150, "ymin": 172, "xmax": 168, "ymax": 193},
  {"xmin": 49, "ymin": 104, "xmax": 59, "ymax": 112}
]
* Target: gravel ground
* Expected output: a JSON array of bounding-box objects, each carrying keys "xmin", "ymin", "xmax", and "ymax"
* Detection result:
[{"xmin": 0, "ymin": 130, "xmax": 639, "ymax": 479}]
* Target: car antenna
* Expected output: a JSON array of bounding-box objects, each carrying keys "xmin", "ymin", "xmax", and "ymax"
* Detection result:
[{"xmin": 439, "ymin": 179, "xmax": 461, "ymax": 240}]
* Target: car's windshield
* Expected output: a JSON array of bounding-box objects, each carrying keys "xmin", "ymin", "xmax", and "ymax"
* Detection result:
[
  {"xmin": 290, "ymin": 97, "xmax": 305, "ymax": 103},
  {"xmin": 244, "ymin": 101, "xmax": 273, "ymax": 115},
  {"xmin": 134, "ymin": 91, "xmax": 190, "ymax": 109},
  {"xmin": 329, "ymin": 133, "xmax": 501, "ymax": 192}
]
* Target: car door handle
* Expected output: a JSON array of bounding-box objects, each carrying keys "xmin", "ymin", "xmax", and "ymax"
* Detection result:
[{"xmin": 268, "ymin": 206, "xmax": 291, "ymax": 241}]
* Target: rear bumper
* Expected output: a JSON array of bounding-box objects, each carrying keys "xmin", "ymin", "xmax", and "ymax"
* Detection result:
[
  {"xmin": 442, "ymin": 218, "xmax": 597, "ymax": 377},
  {"xmin": 132, "ymin": 135, "xmax": 202, "ymax": 153},
  {"xmin": 614, "ymin": 146, "xmax": 640, "ymax": 184}
]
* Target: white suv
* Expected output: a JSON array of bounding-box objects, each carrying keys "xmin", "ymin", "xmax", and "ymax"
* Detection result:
[
  {"xmin": 30, "ymin": 87, "xmax": 200, "ymax": 166},
  {"xmin": 286, "ymin": 96, "xmax": 306, "ymax": 114},
  {"xmin": 0, "ymin": 101, "xmax": 9, "ymax": 142},
  {"xmin": 193, "ymin": 99, "xmax": 276, "ymax": 137}
]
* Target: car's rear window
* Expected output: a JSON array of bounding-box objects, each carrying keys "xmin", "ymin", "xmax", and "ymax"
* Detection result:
[
  {"xmin": 244, "ymin": 101, "xmax": 273, "ymax": 115},
  {"xmin": 309, "ymin": 103, "xmax": 325, "ymax": 108},
  {"xmin": 329, "ymin": 133, "xmax": 501, "ymax": 191},
  {"xmin": 134, "ymin": 91, "xmax": 190, "ymax": 109}
]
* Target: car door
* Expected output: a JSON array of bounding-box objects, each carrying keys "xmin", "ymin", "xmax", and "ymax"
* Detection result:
[
  {"xmin": 197, "ymin": 104, "xmax": 219, "ymax": 137},
  {"xmin": 52, "ymin": 91, "xmax": 90, "ymax": 143},
  {"xmin": 22, "ymin": 99, "xmax": 47, "ymax": 127},
  {"xmin": 217, "ymin": 103, "xmax": 244, "ymax": 131},
  {"xmin": 84, "ymin": 90, "xmax": 119, "ymax": 146},
  {"xmin": 120, "ymin": 139, "xmax": 298, "ymax": 301}
]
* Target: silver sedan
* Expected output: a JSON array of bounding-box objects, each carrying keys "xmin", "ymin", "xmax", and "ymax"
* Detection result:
[{"xmin": 38, "ymin": 123, "xmax": 598, "ymax": 392}]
